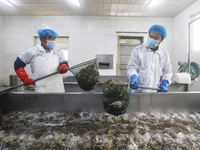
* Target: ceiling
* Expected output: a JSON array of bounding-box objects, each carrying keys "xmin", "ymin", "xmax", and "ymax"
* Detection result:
[{"xmin": 0, "ymin": 0, "xmax": 197, "ymax": 17}]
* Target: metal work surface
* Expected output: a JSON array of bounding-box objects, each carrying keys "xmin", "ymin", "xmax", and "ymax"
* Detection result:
[
  {"xmin": 63, "ymin": 76, "xmax": 189, "ymax": 92},
  {"xmin": 63, "ymin": 76, "xmax": 130, "ymax": 82},
  {"xmin": 0, "ymin": 92, "xmax": 200, "ymax": 113},
  {"xmin": 1, "ymin": 91, "xmax": 200, "ymax": 149},
  {"xmin": 64, "ymin": 82, "xmax": 189, "ymax": 92}
]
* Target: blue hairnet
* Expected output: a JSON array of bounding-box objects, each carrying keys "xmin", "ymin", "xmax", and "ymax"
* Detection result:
[
  {"xmin": 148, "ymin": 25, "xmax": 167, "ymax": 39},
  {"xmin": 38, "ymin": 29, "xmax": 58, "ymax": 39}
]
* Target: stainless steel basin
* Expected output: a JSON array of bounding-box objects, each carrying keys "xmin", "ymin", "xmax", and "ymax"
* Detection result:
[
  {"xmin": 1, "ymin": 92, "xmax": 200, "ymax": 113},
  {"xmin": 63, "ymin": 76, "xmax": 189, "ymax": 92}
]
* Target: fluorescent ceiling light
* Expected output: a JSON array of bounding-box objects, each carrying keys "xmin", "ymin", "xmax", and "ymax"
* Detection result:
[
  {"xmin": 72, "ymin": 0, "xmax": 80, "ymax": 7},
  {"xmin": 2, "ymin": 0, "xmax": 13, "ymax": 6},
  {"xmin": 8, "ymin": 0, "xmax": 17, "ymax": 5},
  {"xmin": 148, "ymin": 0, "xmax": 159, "ymax": 8}
]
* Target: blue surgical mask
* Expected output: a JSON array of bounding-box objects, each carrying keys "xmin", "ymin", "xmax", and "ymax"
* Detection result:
[
  {"xmin": 45, "ymin": 40, "xmax": 55, "ymax": 49},
  {"xmin": 147, "ymin": 38, "xmax": 159, "ymax": 49}
]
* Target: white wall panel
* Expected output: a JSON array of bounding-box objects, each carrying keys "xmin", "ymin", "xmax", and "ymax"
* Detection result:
[
  {"xmin": 0, "ymin": 15, "xmax": 4, "ymax": 86},
  {"xmin": 173, "ymin": 0, "xmax": 200, "ymax": 90},
  {"xmin": 1, "ymin": 16, "xmax": 173, "ymax": 86}
]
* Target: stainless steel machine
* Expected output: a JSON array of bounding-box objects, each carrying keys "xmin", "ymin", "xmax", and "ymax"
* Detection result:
[
  {"xmin": 1, "ymin": 86, "xmax": 200, "ymax": 113},
  {"xmin": 63, "ymin": 76, "xmax": 190, "ymax": 92},
  {"xmin": 1, "ymin": 76, "xmax": 200, "ymax": 150}
]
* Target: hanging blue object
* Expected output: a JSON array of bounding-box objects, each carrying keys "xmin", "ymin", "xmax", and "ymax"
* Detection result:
[{"xmin": 181, "ymin": 62, "xmax": 200, "ymax": 80}]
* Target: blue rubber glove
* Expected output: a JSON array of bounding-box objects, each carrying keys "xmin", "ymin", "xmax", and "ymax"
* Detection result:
[
  {"xmin": 129, "ymin": 74, "xmax": 139, "ymax": 89},
  {"xmin": 158, "ymin": 80, "xmax": 169, "ymax": 92}
]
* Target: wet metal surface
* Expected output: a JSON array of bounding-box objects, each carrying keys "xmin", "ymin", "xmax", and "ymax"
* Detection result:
[
  {"xmin": 1, "ymin": 92, "xmax": 200, "ymax": 113},
  {"xmin": 1, "ymin": 91, "xmax": 200, "ymax": 149}
]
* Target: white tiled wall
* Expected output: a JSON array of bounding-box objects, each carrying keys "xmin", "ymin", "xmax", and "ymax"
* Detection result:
[
  {"xmin": 0, "ymin": 15, "xmax": 4, "ymax": 86},
  {"xmin": 1, "ymin": 16, "xmax": 173, "ymax": 86},
  {"xmin": 173, "ymin": 0, "xmax": 200, "ymax": 90}
]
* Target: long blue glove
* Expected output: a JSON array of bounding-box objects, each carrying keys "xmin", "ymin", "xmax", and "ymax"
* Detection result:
[
  {"xmin": 158, "ymin": 80, "xmax": 169, "ymax": 92},
  {"xmin": 129, "ymin": 74, "xmax": 139, "ymax": 89}
]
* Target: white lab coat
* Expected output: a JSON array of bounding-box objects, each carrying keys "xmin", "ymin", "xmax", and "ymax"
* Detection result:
[
  {"xmin": 127, "ymin": 43, "xmax": 172, "ymax": 93},
  {"xmin": 19, "ymin": 44, "xmax": 66, "ymax": 93}
]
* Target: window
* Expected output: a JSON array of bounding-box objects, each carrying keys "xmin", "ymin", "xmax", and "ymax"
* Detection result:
[
  {"xmin": 34, "ymin": 36, "xmax": 69, "ymax": 61},
  {"xmin": 190, "ymin": 15, "xmax": 200, "ymax": 52}
]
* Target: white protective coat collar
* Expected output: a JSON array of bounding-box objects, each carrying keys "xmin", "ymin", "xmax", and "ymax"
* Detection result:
[
  {"xmin": 144, "ymin": 43, "xmax": 161, "ymax": 55},
  {"xmin": 36, "ymin": 44, "xmax": 54, "ymax": 53}
]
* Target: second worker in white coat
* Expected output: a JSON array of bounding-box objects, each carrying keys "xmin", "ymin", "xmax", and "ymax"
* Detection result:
[
  {"xmin": 14, "ymin": 29, "xmax": 69, "ymax": 93},
  {"xmin": 127, "ymin": 25, "xmax": 172, "ymax": 93}
]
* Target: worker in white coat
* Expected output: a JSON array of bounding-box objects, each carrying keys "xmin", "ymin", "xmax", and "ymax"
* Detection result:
[
  {"xmin": 127, "ymin": 25, "xmax": 172, "ymax": 93},
  {"xmin": 14, "ymin": 29, "xmax": 69, "ymax": 92}
]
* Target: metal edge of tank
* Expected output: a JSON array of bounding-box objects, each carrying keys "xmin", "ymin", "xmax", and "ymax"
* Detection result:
[
  {"xmin": 0, "ymin": 92, "xmax": 200, "ymax": 113},
  {"xmin": 128, "ymin": 92, "xmax": 200, "ymax": 113},
  {"xmin": 64, "ymin": 82, "xmax": 189, "ymax": 92}
]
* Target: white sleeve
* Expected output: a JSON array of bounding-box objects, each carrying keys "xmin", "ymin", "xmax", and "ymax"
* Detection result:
[
  {"xmin": 162, "ymin": 51, "xmax": 173, "ymax": 84},
  {"xmin": 18, "ymin": 48, "xmax": 34, "ymax": 64},
  {"xmin": 54, "ymin": 47, "xmax": 67, "ymax": 64},
  {"xmin": 127, "ymin": 47, "xmax": 140, "ymax": 80},
  {"xmin": 58, "ymin": 49, "xmax": 67, "ymax": 63}
]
